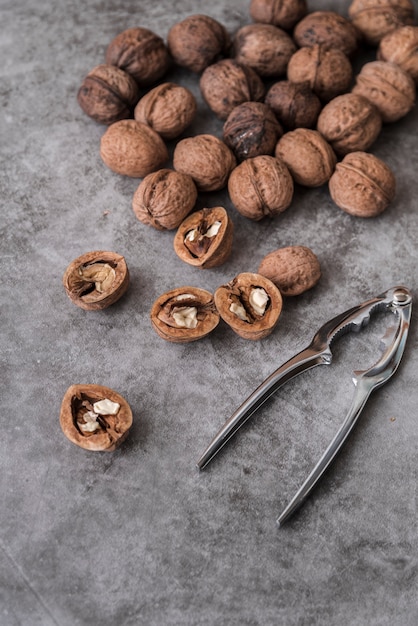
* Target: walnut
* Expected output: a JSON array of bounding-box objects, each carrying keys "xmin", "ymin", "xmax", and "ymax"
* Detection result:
[
  {"xmin": 233, "ymin": 23, "xmax": 296, "ymax": 78},
  {"xmin": 265, "ymin": 80, "xmax": 322, "ymax": 130},
  {"xmin": 287, "ymin": 45, "xmax": 353, "ymax": 102},
  {"xmin": 328, "ymin": 151, "xmax": 396, "ymax": 217},
  {"xmin": 60, "ymin": 384, "xmax": 133, "ymax": 451},
  {"xmin": 100, "ymin": 119, "xmax": 168, "ymax": 178},
  {"xmin": 352, "ymin": 60, "xmax": 416, "ymax": 123},
  {"xmin": 167, "ymin": 15, "xmax": 230, "ymax": 73},
  {"xmin": 173, "ymin": 134, "xmax": 236, "ymax": 192},
  {"xmin": 199, "ymin": 59, "xmax": 265, "ymax": 120},
  {"xmin": 223, "ymin": 102, "xmax": 283, "ymax": 162},
  {"xmin": 249, "ymin": 0, "xmax": 308, "ymax": 30},
  {"xmin": 258, "ymin": 245, "xmax": 321, "ymax": 296},
  {"xmin": 348, "ymin": 0, "xmax": 415, "ymax": 46},
  {"xmin": 132, "ymin": 169, "xmax": 197, "ymax": 230},
  {"xmin": 228, "ymin": 155, "xmax": 293, "ymax": 220},
  {"xmin": 316, "ymin": 93, "xmax": 382, "ymax": 155},
  {"xmin": 105, "ymin": 27, "xmax": 170, "ymax": 85},
  {"xmin": 77, "ymin": 64, "xmax": 140, "ymax": 125},
  {"xmin": 63, "ymin": 251, "xmax": 129, "ymax": 310},
  {"xmin": 134, "ymin": 82, "xmax": 197, "ymax": 140},
  {"xmin": 378, "ymin": 26, "xmax": 418, "ymax": 84},
  {"xmin": 293, "ymin": 11, "xmax": 360, "ymax": 56},
  {"xmin": 214, "ymin": 272, "xmax": 283, "ymax": 340},
  {"xmin": 275, "ymin": 129, "xmax": 337, "ymax": 187},
  {"xmin": 151, "ymin": 287, "xmax": 220, "ymax": 342}
]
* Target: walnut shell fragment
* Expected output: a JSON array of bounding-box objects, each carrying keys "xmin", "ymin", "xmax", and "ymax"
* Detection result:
[
  {"xmin": 151, "ymin": 287, "xmax": 220, "ymax": 343},
  {"xmin": 63, "ymin": 251, "xmax": 129, "ymax": 310},
  {"xmin": 214, "ymin": 272, "xmax": 283, "ymax": 340},
  {"xmin": 173, "ymin": 207, "xmax": 233, "ymax": 269},
  {"xmin": 258, "ymin": 245, "xmax": 321, "ymax": 296},
  {"xmin": 60, "ymin": 384, "xmax": 133, "ymax": 451}
]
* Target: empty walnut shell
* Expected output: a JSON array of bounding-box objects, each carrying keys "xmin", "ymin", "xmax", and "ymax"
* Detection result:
[
  {"xmin": 223, "ymin": 102, "xmax": 283, "ymax": 161},
  {"xmin": 60, "ymin": 384, "xmax": 133, "ymax": 452},
  {"xmin": 328, "ymin": 151, "xmax": 396, "ymax": 217},
  {"xmin": 150, "ymin": 287, "xmax": 220, "ymax": 343},
  {"xmin": 214, "ymin": 272, "xmax": 283, "ymax": 340},
  {"xmin": 275, "ymin": 129, "xmax": 337, "ymax": 187},
  {"xmin": 348, "ymin": 0, "xmax": 415, "ymax": 46},
  {"xmin": 233, "ymin": 23, "xmax": 296, "ymax": 78},
  {"xmin": 378, "ymin": 26, "xmax": 418, "ymax": 84},
  {"xmin": 249, "ymin": 0, "xmax": 308, "ymax": 30},
  {"xmin": 265, "ymin": 80, "xmax": 322, "ymax": 130},
  {"xmin": 258, "ymin": 245, "xmax": 321, "ymax": 296},
  {"xmin": 63, "ymin": 251, "xmax": 129, "ymax": 310},
  {"xmin": 173, "ymin": 207, "xmax": 233, "ymax": 269},
  {"xmin": 293, "ymin": 10, "xmax": 360, "ymax": 56}
]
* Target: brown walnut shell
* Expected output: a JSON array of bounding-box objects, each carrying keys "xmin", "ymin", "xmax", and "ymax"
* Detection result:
[
  {"xmin": 258, "ymin": 245, "xmax": 321, "ymax": 296},
  {"xmin": 77, "ymin": 64, "xmax": 140, "ymax": 125},
  {"xmin": 150, "ymin": 287, "xmax": 220, "ymax": 343},
  {"xmin": 275, "ymin": 129, "xmax": 337, "ymax": 187},
  {"xmin": 293, "ymin": 10, "xmax": 360, "ymax": 56},
  {"xmin": 348, "ymin": 0, "xmax": 415, "ymax": 46},
  {"xmin": 105, "ymin": 27, "xmax": 170, "ymax": 85},
  {"xmin": 100, "ymin": 119, "xmax": 168, "ymax": 178},
  {"xmin": 63, "ymin": 251, "xmax": 129, "ymax": 311},
  {"xmin": 249, "ymin": 0, "xmax": 308, "ymax": 30},
  {"xmin": 233, "ymin": 23, "xmax": 296, "ymax": 78},
  {"xmin": 173, "ymin": 207, "xmax": 233, "ymax": 269},
  {"xmin": 214, "ymin": 272, "xmax": 283, "ymax": 340},
  {"xmin": 223, "ymin": 102, "xmax": 283, "ymax": 161},
  {"xmin": 60, "ymin": 384, "xmax": 133, "ymax": 452},
  {"xmin": 378, "ymin": 26, "xmax": 418, "ymax": 84},
  {"xmin": 328, "ymin": 151, "xmax": 396, "ymax": 217},
  {"xmin": 265, "ymin": 80, "xmax": 322, "ymax": 130}
]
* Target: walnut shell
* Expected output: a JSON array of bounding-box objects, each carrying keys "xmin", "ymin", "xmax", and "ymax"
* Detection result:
[
  {"xmin": 258, "ymin": 245, "xmax": 321, "ymax": 296},
  {"xmin": 275, "ymin": 129, "xmax": 337, "ymax": 187},
  {"xmin": 317, "ymin": 93, "xmax": 382, "ymax": 155},
  {"xmin": 60, "ymin": 384, "xmax": 133, "ymax": 452},
  {"xmin": 132, "ymin": 169, "xmax": 197, "ymax": 231},
  {"xmin": 228, "ymin": 155, "xmax": 293, "ymax": 220},
  {"xmin": 100, "ymin": 119, "xmax": 168, "ymax": 178},
  {"xmin": 328, "ymin": 151, "xmax": 396, "ymax": 217},
  {"xmin": 265, "ymin": 80, "xmax": 322, "ymax": 130},
  {"xmin": 223, "ymin": 102, "xmax": 283, "ymax": 161},
  {"xmin": 150, "ymin": 287, "xmax": 220, "ymax": 343},
  {"xmin": 173, "ymin": 206, "xmax": 233, "ymax": 269},
  {"xmin": 348, "ymin": 0, "xmax": 415, "ymax": 46},
  {"xmin": 63, "ymin": 251, "xmax": 129, "ymax": 310},
  {"xmin": 134, "ymin": 82, "xmax": 197, "ymax": 140},
  {"xmin": 167, "ymin": 15, "xmax": 230, "ymax": 73},
  {"xmin": 105, "ymin": 27, "xmax": 170, "ymax": 85},
  {"xmin": 293, "ymin": 11, "xmax": 360, "ymax": 55},
  {"xmin": 214, "ymin": 272, "xmax": 283, "ymax": 340},
  {"xmin": 352, "ymin": 60, "xmax": 416, "ymax": 123},
  {"xmin": 287, "ymin": 45, "xmax": 353, "ymax": 102},
  {"xmin": 200, "ymin": 59, "xmax": 265, "ymax": 120},
  {"xmin": 249, "ymin": 0, "xmax": 308, "ymax": 30},
  {"xmin": 233, "ymin": 23, "xmax": 296, "ymax": 78},
  {"xmin": 77, "ymin": 64, "xmax": 140, "ymax": 125},
  {"xmin": 173, "ymin": 134, "xmax": 236, "ymax": 192},
  {"xmin": 378, "ymin": 26, "xmax": 418, "ymax": 84}
]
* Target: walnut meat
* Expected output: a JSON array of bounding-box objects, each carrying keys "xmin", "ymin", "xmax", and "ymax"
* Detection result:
[
  {"xmin": 275, "ymin": 129, "xmax": 337, "ymax": 187},
  {"xmin": 200, "ymin": 59, "xmax": 265, "ymax": 120},
  {"xmin": 228, "ymin": 155, "xmax": 293, "ymax": 220},
  {"xmin": 100, "ymin": 119, "xmax": 168, "ymax": 178},
  {"xmin": 265, "ymin": 80, "xmax": 322, "ymax": 130},
  {"xmin": 293, "ymin": 11, "xmax": 360, "ymax": 56},
  {"xmin": 258, "ymin": 245, "xmax": 321, "ymax": 296},
  {"xmin": 378, "ymin": 26, "xmax": 418, "ymax": 84},
  {"xmin": 223, "ymin": 102, "xmax": 283, "ymax": 161},
  {"xmin": 249, "ymin": 0, "xmax": 308, "ymax": 30},
  {"xmin": 132, "ymin": 169, "xmax": 197, "ymax": 230},
  {"xmin": 173, "ymin": 134, "xmax": 236, "ymax": 192},
  {"xmin": 348, "ymin": 0, "xmax": 415, "ymax": 46},
  {"xmin": 328, "ymin": 151, "xmax": 396, "ymax": 217},
  {"xmin": 77, "ymin": 64, "xmax": 140, "ymax": 125},
  {"xmin": 317, "ymin": 93, "xmax": 382, "ymax": 155},
  {"xmin": 233, "ymin": 23, "xmax": 296, "ymax": 78}
]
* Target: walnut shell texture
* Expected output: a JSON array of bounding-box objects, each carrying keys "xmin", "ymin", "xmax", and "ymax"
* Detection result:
[
  {"xmin": 294, "ymin": 11, "xmax": 360, "ymax": 55},
  {"xmin": 265, "ymin": 80, "xmax": 322, "ymax": 130},
  {"xmin": 348, "ymin": 0, "xmax": 415, "ymax": 46},
  {"xmin": 378, "ymin": 26, "xmax": 418, "ymax": 84},
  {"xmin": 275, "ymin": 129, "xmax": 337, "ymax": 187},
  {"xmin": 233, "ymin": 23, "xmax": 296, "ymax": 78},
  {"xmin": 173, "ymin": 134, "xmax": 236, "ymax": 191},
  {"xmin": 249, "ymin": 0, "xmax": 308, "ymax": 30},
  {"xmin": 223, "ymin": 101, "xmax": 283, "ymax": 161},
  {"xmin": 258, "ymin": 245, "xmax": 321, "ymax": 296}
]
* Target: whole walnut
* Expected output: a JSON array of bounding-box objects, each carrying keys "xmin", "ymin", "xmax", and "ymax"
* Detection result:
[
  {"xmin": 228, "ymin": 155, "xmax": 293, "ymax": 220},
  {"xmin": 265, "ymin": 80, "xmax": 322, "ymax": 130},
  {"xmin": 77, "ymin": 64, "xmax": 140, "ymax": 125},
  {"xmin": 132, "ymin": 169, "xmax": 197, "ymax": 230},
  {"xmin": 287, "ymin": 45, "xmax": 353, "ymax": 102},
  {"xmin": 293, "ymin": 11, "xmax": 360, "ymax": 56},
  {"xmin": 348, "ymin": 0, "xmax": 415, "ymax": 46},
  {"xmin": 173, "ymin": 134, "xmax": 236, "ymax": 191},
  {"xmin": 223, "ymin": 102, "xmax": 283, "ymax": 161},
  {"xmin": 329, "ymin": 151, "xmax": 396, "ymax": 217},
  {"xmin": 105, "ymin": 27, "xmax": 170, "ymax": 85},
  {"xmin": 378, "ymin": 26, "xmax": 418, "ymax": 84},
  {"xmin": 258, "ymin": 245, "xmax": 321, "ymax": 296},
  {"xmin": 275, "ymin": 129, "xmax": 337, "ymax": 187},
  {"xmin": 134, "ymin": 82, "xmax": 197, "ymax": 140},
  {"xmin": 233, "ymin": 23, "xmax": 296, "ymax": 78},
  {"xmin": 200, "ymin": 59, "xmax": 265, "ymax": 120},
  {"xmin": 249, "ymin": 0, "xmax": 307, "ymax": 30},
  {"xmin": 167, "ymin": 15, "xmax": 230, "ymax": 73},
  {"xmin": 352, "ymin": 60, "xmax": 416, "ymax": 123},
  {"xmin": 317, "ymin": 93, "xmax": 382, "ymax": 155},
  {"xmin": 100, "ymin": 119, "xmax": 168, "ymax": 178}
]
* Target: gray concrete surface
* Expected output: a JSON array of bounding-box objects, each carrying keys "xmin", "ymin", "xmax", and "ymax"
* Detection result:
[{"xmin": 1, "ymin": 0, "xmax": 418, "ymax": 624}]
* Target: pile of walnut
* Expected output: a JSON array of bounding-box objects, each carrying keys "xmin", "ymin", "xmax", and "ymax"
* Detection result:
[{"xmin": 76, "ymin": 0, "xmax": 417, "ymax": 342}]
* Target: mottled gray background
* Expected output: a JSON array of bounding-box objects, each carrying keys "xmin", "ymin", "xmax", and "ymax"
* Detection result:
[{"xmin": 1, "ymin": 0, "xmax": 418, "ymax": 624}]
